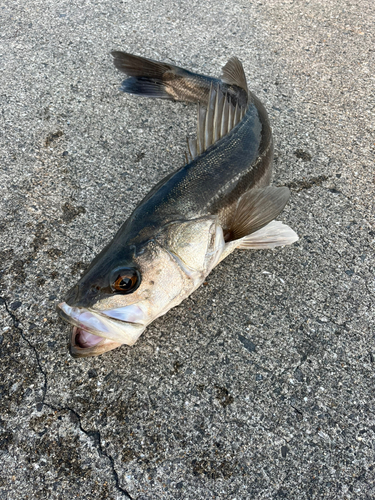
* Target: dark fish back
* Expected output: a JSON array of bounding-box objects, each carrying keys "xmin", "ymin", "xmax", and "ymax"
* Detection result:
[
  {"xmin": 122, "ymin": 94, "xmax": 272, "ymax": 243},
  {"xmin": 110, "ymin": 53, "xmax": 273, "ymax": 243}
]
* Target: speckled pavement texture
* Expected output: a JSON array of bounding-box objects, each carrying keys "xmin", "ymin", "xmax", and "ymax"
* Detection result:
[{"xmin": 1, "ymin": 1, "xmax": 374, "ymax": 499}]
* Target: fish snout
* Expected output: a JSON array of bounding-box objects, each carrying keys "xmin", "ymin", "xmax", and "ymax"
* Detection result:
[
  {"xmin": 64, "ymin": 283, "xmax": 101, "ymax": 308},
  {"xmin": 64, "ymin": 284, "xmax": 79, "ymax": 305}
]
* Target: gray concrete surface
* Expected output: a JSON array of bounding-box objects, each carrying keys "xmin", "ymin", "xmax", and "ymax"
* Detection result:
[{"xmin": 1, "ymin": 0, "xmax": 374, "ymax": 498}]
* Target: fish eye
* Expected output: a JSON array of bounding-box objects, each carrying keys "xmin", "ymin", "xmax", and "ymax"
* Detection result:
[{"xmin": 111, "ymin": 268, "xmax": 141, "ymax": 294}]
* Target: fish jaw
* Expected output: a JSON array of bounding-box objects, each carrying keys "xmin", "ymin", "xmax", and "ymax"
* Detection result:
[
  {"xmin": 57, "ymin": 302, "xmax": 146, "ymax": 357},
  {"xmin": 70, "ymin": 327, "xmax": 123, "ymax": 358}
]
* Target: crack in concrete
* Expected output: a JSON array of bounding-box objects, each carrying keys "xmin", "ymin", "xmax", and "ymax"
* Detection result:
[
  {"xmin": 1, "ymin": 296, "xmax": 48, "ymax": 404},
  {"xmin": 44, "ymin": 402, "xmax": 134, "ymax": 500},
  {"xmin": 1, "ymin": 296, "xmax": 133, "ymax": 499}
]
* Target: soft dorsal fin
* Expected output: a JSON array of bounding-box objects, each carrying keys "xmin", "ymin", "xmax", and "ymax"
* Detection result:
[
  {"xmin": 221, "ymin": 57, "xmax": 248, "ymax": 92},
  {"xmin": 185, "ymin": 85, "xmax": 246, "ymax": 163}
]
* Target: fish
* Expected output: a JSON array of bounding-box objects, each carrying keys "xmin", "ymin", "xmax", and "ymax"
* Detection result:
[{"xmin": 57, "ymin": 51, "xmax": 298, "ymax": 358}]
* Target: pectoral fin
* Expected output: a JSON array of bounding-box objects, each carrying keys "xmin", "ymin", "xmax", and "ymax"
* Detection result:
[
  {"xmin": 225, "ymin": 186, "xmax": 291, "ymax": 241},
  {"xmin": 217, "ymin": 186, "xmax": 298, "ymax": 264}
]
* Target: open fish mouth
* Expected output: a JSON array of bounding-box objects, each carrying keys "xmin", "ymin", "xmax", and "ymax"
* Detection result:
[
  {"xmin": 70, "ymin": 326, "xmax": 122, "ymax": 358},
  {"xmin": 57, "ymin": 302, "xmax": 146, "ymax": 358}
]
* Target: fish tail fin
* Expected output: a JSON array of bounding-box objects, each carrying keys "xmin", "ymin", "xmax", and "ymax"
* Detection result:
[
  {"xmin": 111, "ymin": 52, "xmax": 248, "ymax": 106},
  {"xmin": 117, "ymin": 76, "xmax": 171, "ymax": 99},
  {"xmin": 111, "ymin": 51, "xmax": 216, "ymax": 102}
]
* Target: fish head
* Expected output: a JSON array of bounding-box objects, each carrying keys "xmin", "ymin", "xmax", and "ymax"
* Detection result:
[{"xmin": 57, "ymin": 217, "xmax": 224, "ymax": 357}]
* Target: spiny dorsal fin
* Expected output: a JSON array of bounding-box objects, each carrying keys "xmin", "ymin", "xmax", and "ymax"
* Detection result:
[
  {"xmin": 221, "ymin": 57, "xmax": 248, "ymax": 92},
  {"xmin": 185, "ymin": 85, "xmax": 245, "ymax": 164},
  {"xmin": 204, "ymin": 83, "xmax": 215, "ymax": 150},
  {"xmin": 186, "ymin": 137, "xmax": 196, "ymax": 163},
  {"xmin": 212, "ymin": 88, "xmax": 224, "ymax": 143}
]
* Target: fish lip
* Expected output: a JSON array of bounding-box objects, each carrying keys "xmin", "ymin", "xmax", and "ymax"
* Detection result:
[
  {"xmin": 56, "ymin": 302, "xmax": 142, "ymax": 330},
  {"xmin": 69, "ymin": 326, "xmax": 122, "ymax": 358},
  {"xmin": 57, "ymin": 302, "xmax": 146, "ymax": 353}
]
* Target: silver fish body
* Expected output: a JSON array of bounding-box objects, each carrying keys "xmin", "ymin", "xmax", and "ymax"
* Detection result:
[{"xmin": 57, "ymin": 52, "xmax": 298, "ymax": 357}]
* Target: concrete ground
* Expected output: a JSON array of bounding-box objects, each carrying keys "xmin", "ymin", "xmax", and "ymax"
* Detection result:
[{"xmin": 1, "ymin": 0, "xmax": 374, "ymax": 498}]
